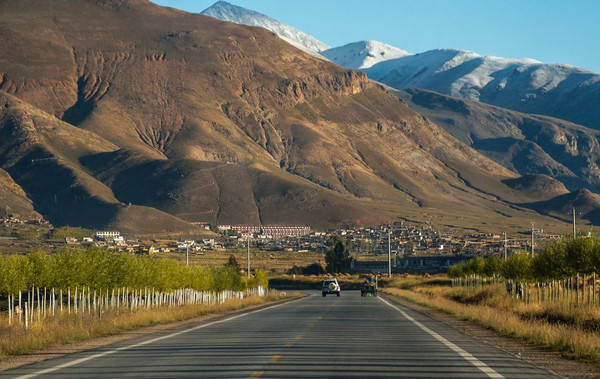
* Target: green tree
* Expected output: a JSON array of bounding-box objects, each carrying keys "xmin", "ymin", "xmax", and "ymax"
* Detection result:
[
  {"xmin": 225, "ymin": 254, "xmax": 241, "ymax": 272},
  {"xmin": 483, "ymin": 255, "xmax": 503, "ymax": 277},
  {"xmin": 532, "ymin": 240, "xmax": 572, "ymax": 281},
  {"xmin": 501, "ymin": 252, "xmax": 533, "ymax": 281},
  {"xmin": 565, "ymin": 237, "xmax": 597, "ymax": 275},
  {"xmin": 253, "ymin": 269, "xmax": 269, "ymax": 288},
  {"xmin": 464, "ymin": 256, "xmax": 486, "ymax": 276},
  {"xmin": 325, "ymin": 235, "xmax": 352, "ymax": 273},
  {"xmin": 447, "ymin": 263, "xmax": 465, "ymax": 278}
]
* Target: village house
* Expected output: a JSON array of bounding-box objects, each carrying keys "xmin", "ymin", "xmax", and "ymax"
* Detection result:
[{"xmin": 95, "ymin": 231, "xmax": 121, "ymax": 240}]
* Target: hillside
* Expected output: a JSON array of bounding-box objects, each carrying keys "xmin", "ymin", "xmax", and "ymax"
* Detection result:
[
  {"xmin": 0, "ymin": 91, "xmax": 202, "ymax": 234},
  {"xmin": 524, "ymin": 189, "xmax": 600, "ymax": 225},
  {"xmin": 0, "ymin": 0, "xmax": 573, "ymax": 233},
  {"xmin": 502, "ymin": 175, "xmax": 569, "ymax": 202},
  {"xmin": 394, "ymin": 88, "xmax": 600, "ymax": 192},
  {"xmin": 0, "ymin": 168, "xmax": 41, "ymax": 219}
]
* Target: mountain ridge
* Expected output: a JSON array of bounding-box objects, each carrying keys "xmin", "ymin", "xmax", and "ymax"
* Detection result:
[
  {"xmin": 0, "ymin": 0, "xmax": 575, "ymax": 234},
  {"xmin": 321, "ymin": 41, "xmax": 411, "ymax": 70},
  {"xmin": 201, "ymin": 1, "xmax": 329, "ymax": 54}
]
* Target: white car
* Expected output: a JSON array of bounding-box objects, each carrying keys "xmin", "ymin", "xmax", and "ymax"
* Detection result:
[{"xmin": 322, "ymin": 277, "xmax": 340, "ymax": 297}]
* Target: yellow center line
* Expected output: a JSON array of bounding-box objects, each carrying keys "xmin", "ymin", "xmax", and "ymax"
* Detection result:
[
  {"xmin": 269, "ymin": 355, "xmax": 282, "ymax": 362},
  {"xmin": 248, "ymin": 372, "xmax": 263, "ymax": 378}
]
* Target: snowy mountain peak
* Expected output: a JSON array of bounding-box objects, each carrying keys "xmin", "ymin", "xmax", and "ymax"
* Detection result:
[
  {"xmin": 201, "ymin": 1, "xmax": 329, "ymax": 53},
  {"xmin": 321, "ymin": 40, "xmax": 411, "ymax": 70}
]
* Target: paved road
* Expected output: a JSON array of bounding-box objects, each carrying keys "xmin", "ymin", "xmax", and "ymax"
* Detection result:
[{"xmin": 3, "ymin": 292, "xmax": 560, "ymax": 378}]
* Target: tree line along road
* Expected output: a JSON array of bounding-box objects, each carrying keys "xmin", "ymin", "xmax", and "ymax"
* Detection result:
[{"xmin": 2, "ymin": 292, "xmax": 560, "ymax": 378}]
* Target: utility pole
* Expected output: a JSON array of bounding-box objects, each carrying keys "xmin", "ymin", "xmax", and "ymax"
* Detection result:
[
  {"xmin": 573, "ymin": 206, "xmax": 576, "ymax": 238},
  {"xmin": 388, "ymin": 229, "xmax": 392, "ymax": 278},
  {"xmin": 247, "ymin": 235, "xmax": 251, "ymax": 278},
  {"xmin": 504, "ymin": 232, "xmax": 507, "ymax": 260},
  {"xmin": 531, "ymin": 223, "xmax": 535, "ymax": 255}
]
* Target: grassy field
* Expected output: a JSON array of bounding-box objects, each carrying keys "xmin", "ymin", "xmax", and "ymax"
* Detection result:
[
  {"xmin": 379, "ymin": 276, "xmax": 600, "ymax": 365},
  {"xmin": 0, "ymin": 292, "xmax": 295, "ymax": 361},
  {"xmin": 161, "ymin": 249, "xmax": 326, "ymax": 275}
]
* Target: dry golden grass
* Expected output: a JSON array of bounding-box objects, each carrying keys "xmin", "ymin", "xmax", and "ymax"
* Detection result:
[
  {"xmin": 0, "ymin": 292, "xmax": 294, "ymax": 360},
  {"xmin": 381, "ymin": 279, "xmax": 600, "ymax": 365},
  {"xmin": 162, "ymin": 250, "xmax": 325, "ymax": 275}
]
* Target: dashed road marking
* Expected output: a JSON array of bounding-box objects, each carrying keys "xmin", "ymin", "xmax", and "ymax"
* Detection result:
[{"xmin": 269, "ymin": 355, "xmax": 281, "ymax": 362}]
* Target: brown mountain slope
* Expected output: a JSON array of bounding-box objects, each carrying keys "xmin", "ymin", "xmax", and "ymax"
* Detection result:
[
  {"xmin": 395, "ymin": 88, "xmax": 600, "ymax": 192},
  {"xmin": 502, "ymin": 174, "xmax": 569, "ymax": 202},
  {"xmin": 524, "ymin": 189, "xmax": 600, "ymax": 226},
  {"xmin": 0, "ymin": 91, "xmax": 201, "ymax": 234},
  {"xmin": 0, "ymin": 168, "xmax": 40, "ymax": 219},
  {"xmin": 0, "ymin": 0, "xmax": 572, "ymax": 232}
]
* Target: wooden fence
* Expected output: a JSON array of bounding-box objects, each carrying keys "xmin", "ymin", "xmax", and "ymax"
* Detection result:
[
  {"xmin": 452, "ymin": 274, "xmax": 598, "ymax": 306},
  {"xmin": 2, "ymin": 286, "xmax": 266, "ymax": 329}
]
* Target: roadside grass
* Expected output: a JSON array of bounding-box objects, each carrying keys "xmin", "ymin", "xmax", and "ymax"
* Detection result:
[
  {"xmin": 0, "ymin": 292, "xmax": 295, "ymax": 360},
  {"xmin": 380, "ymin": 277, "xmax": 600, "ymax": 365}
]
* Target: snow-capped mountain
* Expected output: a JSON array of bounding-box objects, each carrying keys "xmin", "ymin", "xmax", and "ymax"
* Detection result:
[
  {"xmin": 201, "ymin": 1, "xmax": 329, "ymax": 54},
  {"xmin": 201, "ymin": 1, "xmax": 600, "ymax": 130},
  {"xmin": 363, "ymin": 49, "xmax": 600, "ymax": 129},
  {"xmin": 366, "ymin": 48, "xmax": 569, "ymax": 99},
  {"xmin": 321, "ymin": 40, "xmax": 411, "ymax": 70}
]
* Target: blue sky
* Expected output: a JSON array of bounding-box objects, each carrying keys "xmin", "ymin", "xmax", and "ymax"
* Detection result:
[{"xmin": 152, "ymin": 0, "xmax": 600, "ymax": 73}]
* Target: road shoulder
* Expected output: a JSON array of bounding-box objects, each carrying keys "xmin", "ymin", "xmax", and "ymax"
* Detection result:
[{"xmin": 381, "ymin": 292, "xmax": 600, "ymax": 378}]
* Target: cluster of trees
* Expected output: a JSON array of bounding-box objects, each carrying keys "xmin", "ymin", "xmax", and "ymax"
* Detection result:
[
  {"xmin": 0, "ymin": 248, "xmax": 268, "ymax": 296},
  {"xmin": 325, "ymin": 235, "xmax": 352, "ymax": 273},
  {"xmin": 448, "ymin": 237, "xmax": 600, "ymax": 281}
]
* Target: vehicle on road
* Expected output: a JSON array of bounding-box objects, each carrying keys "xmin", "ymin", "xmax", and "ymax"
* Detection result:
[
  {"xmin": 360, "ymin": 274, "xmax": 377, "ymax": 297},
  {"xmin": 360, "ymin": 281, "xmax": 377, "ymax": 297},
  {"xmin": 322, "ymin": 277, "xmax": 340, "ymax": 297}
]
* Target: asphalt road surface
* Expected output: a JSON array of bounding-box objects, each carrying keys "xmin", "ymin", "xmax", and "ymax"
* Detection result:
[{"xmin": 3, "ymin": 291, "xmax": 560, "ymax": 378}]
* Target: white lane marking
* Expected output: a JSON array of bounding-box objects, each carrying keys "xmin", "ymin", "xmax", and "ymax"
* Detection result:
[
  {"xmin": 14, "ymin": 301, "xmax": 293, "ymax": 379},
  {"xmin": 379, "ymin": 297, "xmax": 504, "ymax": 379}
]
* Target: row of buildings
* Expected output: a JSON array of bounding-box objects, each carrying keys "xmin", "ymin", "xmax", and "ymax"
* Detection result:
[{"xmin": 217, "ymin": 224, "xmax": 312, "ymax": 239}]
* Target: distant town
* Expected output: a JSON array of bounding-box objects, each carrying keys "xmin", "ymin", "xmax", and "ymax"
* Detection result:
[{"xmin": 1, "ymin": 212, "xmax": 569, "ymax": 274}]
